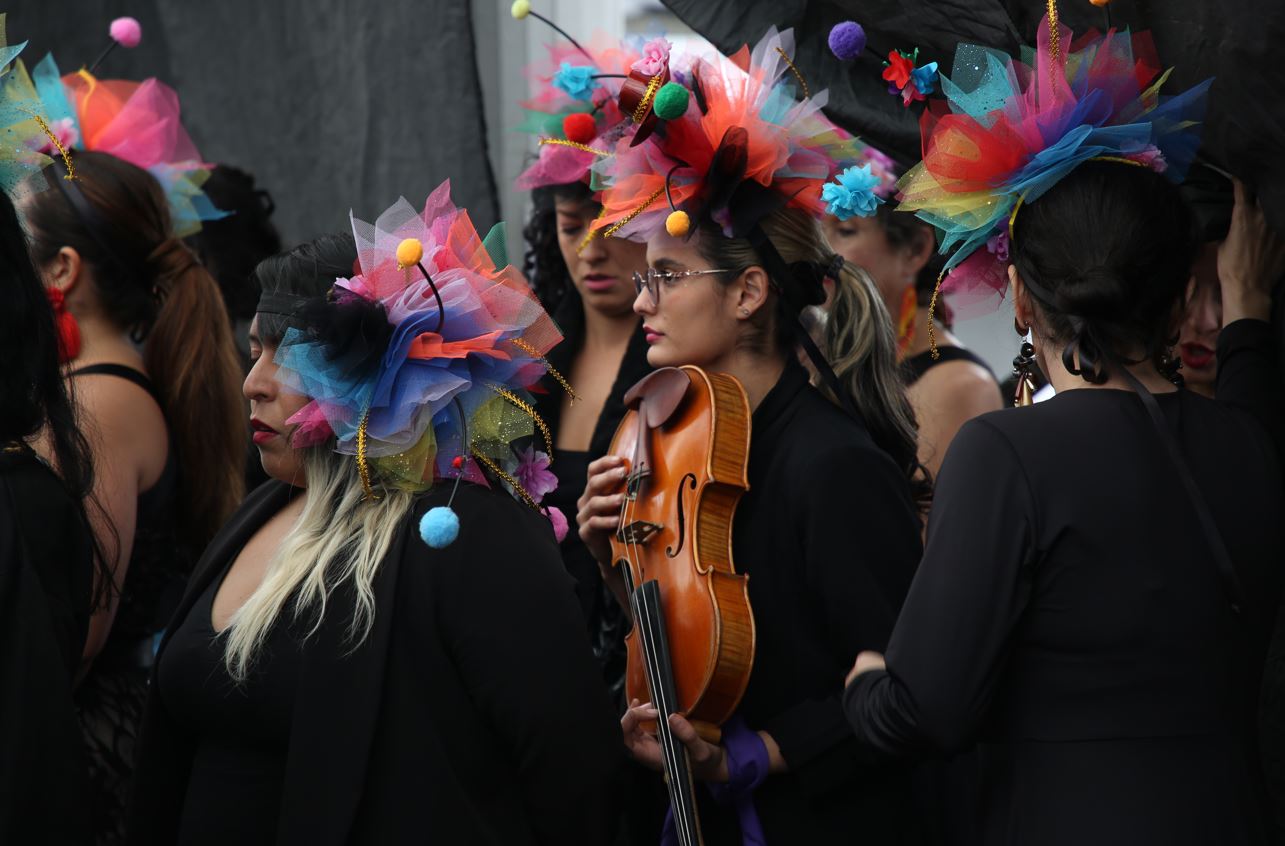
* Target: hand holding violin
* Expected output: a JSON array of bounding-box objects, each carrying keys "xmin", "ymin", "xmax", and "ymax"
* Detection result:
[{"xmin": 576, "ymin": 455, "xmax": 629, "ymax": 606}]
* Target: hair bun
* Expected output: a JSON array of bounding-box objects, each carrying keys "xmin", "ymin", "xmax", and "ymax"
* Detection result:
[{"xmin": 1055, "ymin": 265, "xmax": 1128, "ymax": 318}]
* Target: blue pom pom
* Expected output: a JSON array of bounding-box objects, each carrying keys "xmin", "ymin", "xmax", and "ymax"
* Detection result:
[
  {"xmin": 828, "ymin": 22, "xmax": 866, "ymax": 61},
  {"xmin": 419, "ymin": 507, "xmax": 460, "ymax": 549}
]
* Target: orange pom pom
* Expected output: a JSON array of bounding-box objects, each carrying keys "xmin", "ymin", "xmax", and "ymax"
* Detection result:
[
  {"xmin": 1089, "ymin": 0, "xmax": 1110, "ymax": 5},
  {"xmin": 396, "ymin": 238, "xmax": 424, "ymax": 269},
  {"xmin": 665, "ymin": 210, "xmax": 690, "ymax": 237}
]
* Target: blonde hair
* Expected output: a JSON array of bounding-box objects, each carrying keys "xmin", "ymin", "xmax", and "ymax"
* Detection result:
[
  {"xmin": 696, "ymin": 207, "xmax": 922, "ymax": 485},
  {"xmin": 222, "ymin": 447, "xmax": 413, "ymax": 680}
]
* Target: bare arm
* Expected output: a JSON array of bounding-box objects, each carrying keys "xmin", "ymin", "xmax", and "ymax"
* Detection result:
[{"xmin": 909, "ymin": 362, "xmax": 1004, "ymax": 478}]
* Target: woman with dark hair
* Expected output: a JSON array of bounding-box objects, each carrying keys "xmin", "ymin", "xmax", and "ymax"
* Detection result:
[
  {"xmin": 576, "ymin": 32, "xmax": 924, "ymax": 842},
  {"xmin": 515, "ymin": 31, "xmax": 654, "ymax": 704},
  {"xmin": 25, "ymin": 149, "xmax": 245, "ymax": 839},
  {"xmin": 823, "ymin": 164, "xmax": 1003, "ymax": 477},
  {"xmin": 0, "ymin": 175, "xmax": 105, "ymax": 842},
  {"xmin": 129, "ymin": 188, "xmax": 623, "ymax": 845},
  {"xmin": 844, "ymin": 23, "xmax": 1283, "ymax": 844}
]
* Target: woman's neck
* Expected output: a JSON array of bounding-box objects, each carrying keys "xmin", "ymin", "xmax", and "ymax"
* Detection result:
[
  {"xmin": 581, "ymin": 303, "xmax": 639, "ymax": 351},
  {"xmin": 1037, "ymin": 338, "xmax": 1177, "ymax": 395},
  {"xmin": 706, "ymin": 348, "xmax": 786, "ymax": 413},
  {"xmin": 68, "ymin": 312, "xmax": 144, "ymax": 370}
]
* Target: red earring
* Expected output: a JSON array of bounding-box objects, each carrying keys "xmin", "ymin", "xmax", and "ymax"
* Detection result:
[{"xmin": 46, "ymin": 287, "xmax": 81, "ymax": 363}]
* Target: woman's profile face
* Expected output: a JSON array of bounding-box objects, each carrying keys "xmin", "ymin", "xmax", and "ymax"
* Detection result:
[
  {"xmin": 635, "ymin": 231, "xmax": 743, "ymax": 370},
  {"xmin": 822, "ymin": 215, "xmax": 908, "ymax": 313},
  {"xmin": 1177, "ymin": 242, "xmax": 1222, "ymax": 397},
  {"xmin": 554, "ymin": 197, "xmax": 647, "ymax": 319},
  {"xmin": 245, "ymin": 316, "xmax": 310, "ymax": 485}
]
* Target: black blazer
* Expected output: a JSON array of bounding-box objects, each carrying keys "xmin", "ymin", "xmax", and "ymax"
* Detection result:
[{"xmin": 128, "ymin": 479, "xmax": 626, "ymax": 845}]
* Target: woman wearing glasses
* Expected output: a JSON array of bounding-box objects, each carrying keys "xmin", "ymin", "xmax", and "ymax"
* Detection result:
[{"xmin": 574, "ymin": 33, "xmax": 926, "ymax": 841}]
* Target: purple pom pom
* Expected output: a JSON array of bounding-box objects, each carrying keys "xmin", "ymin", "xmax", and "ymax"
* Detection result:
[
  {"xmin": 828, "ymin": 21, "xmax": 866, "ymax": 61},
  {"xmin": 110, "ymin": 17, "xmax": 142, "ymax": 49}
]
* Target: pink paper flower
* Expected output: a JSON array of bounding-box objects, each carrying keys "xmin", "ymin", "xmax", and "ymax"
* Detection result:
[
  {"xmin": 514, "ymin": 446, "xmax": 557, "ymax": 504},
  {"xmin": 632, "ymin": 38, "xmax": 672, "ymax": 77}
]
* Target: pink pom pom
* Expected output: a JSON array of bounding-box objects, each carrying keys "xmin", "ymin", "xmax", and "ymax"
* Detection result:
[
  {"xmin": 110, "ymin": 17, "xmax": 143, "ymax": 49},
  {"xmin": 546, "ymin": 506, "xmax": 569, "ymax": 543}
]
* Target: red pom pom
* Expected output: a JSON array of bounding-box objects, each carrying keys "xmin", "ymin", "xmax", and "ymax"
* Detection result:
[
  {"xmin": 451, "ymin": 456, "xmax": 465, "ymax": 470},
  {"xmin": 562, "ymin": 113, "xmax": 597, "ymax": 144}
]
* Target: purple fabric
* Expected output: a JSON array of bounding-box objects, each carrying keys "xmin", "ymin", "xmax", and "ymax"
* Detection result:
[{"xmin": 659, "ymin": 715, "xmax": 769, "ymax": 846}]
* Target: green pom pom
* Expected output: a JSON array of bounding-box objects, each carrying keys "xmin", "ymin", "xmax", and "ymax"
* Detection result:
[{"xmin": 653, "ymin": 83, "xmax": 690, "ymax": 121}]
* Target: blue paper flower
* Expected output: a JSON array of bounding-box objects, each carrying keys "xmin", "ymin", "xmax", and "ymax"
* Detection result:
[
  {"xmin": 911, "ymin": 61, "xmax": 939, "ymax": 96},
  {"xmin": 552, "ymin": 62, "xmax": 599, "ymax": 101},
  {"xmin": 821, "ymin": 164, "xmax": 886, "ymax": 220}
]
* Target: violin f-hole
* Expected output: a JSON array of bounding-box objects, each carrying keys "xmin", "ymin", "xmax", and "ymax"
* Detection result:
[{"xmin": 666, "ymin": 473, "xmax": 698, "ymax": 558}]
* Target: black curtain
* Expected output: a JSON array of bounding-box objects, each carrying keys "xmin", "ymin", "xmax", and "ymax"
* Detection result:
[
  {"xmin": 9, "ymin": 0, "xmax": 499, "ymax": 243},
  {"xmin": 661, "ymin": 0, "xmax": 1285, "ymax": 232}
]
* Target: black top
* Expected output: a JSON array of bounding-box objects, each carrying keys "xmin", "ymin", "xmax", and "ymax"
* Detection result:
[
  {"xmin": 901, "ymin": 344, "xmax": 996, "ymax": 386},
  {"xmin": 0, "ymin": 445, "xmax": 94, "ymax": 844},
  {"xmin": 696, "ymin": 361, "xmax": 924, "ymax": 844},
  {"xmin": 69, "ymin": 364, "xmax": 185, "ymax": 652},
  {"xmin": 130, "ymin": 479, "xmax": 626, "ymax": 845},
  {"xmin": 157, "ymin": 552, "xmax": 305, "ymax": 845},
  {"xmin": 845, "ymin": 320, "xmax": 1285, "ymax": 846},
  {"xmin": 536, "ymin": 296, "xmax": 651, "ymax": 703}
]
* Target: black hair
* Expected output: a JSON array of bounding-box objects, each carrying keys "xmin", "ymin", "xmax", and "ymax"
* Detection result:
[
  {"xmin": 522, "ymin": 181, "xmax": 593, "ymax": 314},
  {"xmin": 186, "ymin": 164, "xmax": 284, "ymax": 322},
  {"xmin": 0, "ymin": 187, "xmax": 113, "ymax": 607},
  {"xmin": 1010, "ymin": 160, "xmax": 1197, "ymax": 383},
  {"xmin": 252, "ymin": 233, "xmax": 359, "ymax": 347}
]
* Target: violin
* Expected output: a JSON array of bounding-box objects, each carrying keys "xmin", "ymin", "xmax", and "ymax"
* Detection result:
[{"xmin": 608, "ymin": 365, "xmax": 756, "ymax": 846}]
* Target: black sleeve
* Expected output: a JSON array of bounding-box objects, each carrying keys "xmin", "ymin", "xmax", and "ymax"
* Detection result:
[
  {"xmin": 434, "ymin": 496, "xmax": 626, "ymax": 845},
  {"xmin": 760, "ymin": 442, "xmax": 922, "ymax": 787},
  {"xmin": 1217, "ymin": 318, "xmax": 1285, "ymax": 470},
  {"xmin": 844, "ymin": 419, "xmax": 1037, "ymax": 756}
]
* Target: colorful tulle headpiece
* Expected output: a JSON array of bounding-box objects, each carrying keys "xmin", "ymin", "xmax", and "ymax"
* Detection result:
[
  {"xmin": 0, "ymin": 43, "xmax": 225, "ymax": 236},
  {"xmin": 514, "ymin": 32, "xmax": 646, "ymax": 191},
  {"xmin": 0, "ymin": 16, "xmax": 73, "ymax": 196},
  {"xmin": 899, "ymin": 13, "xmax": 1211, "ymax": 339},
  {"xmin": 589, "ymin": 27, "xmax": 872, "ymax": 244},
  {"xmin": 271, "ymin": 181, "xmax": 574, "ymax": 541}
]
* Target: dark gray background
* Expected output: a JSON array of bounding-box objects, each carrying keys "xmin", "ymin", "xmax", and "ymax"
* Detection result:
[{"xmin": 9, "ymin": 0, "xmax": 500, "ymax": 244}]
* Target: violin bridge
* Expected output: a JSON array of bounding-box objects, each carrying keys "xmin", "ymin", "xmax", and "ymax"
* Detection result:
[{"xmin": 619, "ymin": 520, "xmax": 664, "ymax": 545}]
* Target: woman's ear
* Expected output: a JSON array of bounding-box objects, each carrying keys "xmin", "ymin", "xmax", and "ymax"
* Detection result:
[
  {"xmin": 46, "ymin": 246, "xmax": 83, "ymax": 296},
  {"xmin": 733, "ymin": 265, "xmax": 771, "ymax": 319},
  {"xmin": 1008, "ymin": 264, "xmax": 1035, "ymax": 331},
  {"xmin": 900, "ymin": 222, "xmax": 936, "ymax": 277}
]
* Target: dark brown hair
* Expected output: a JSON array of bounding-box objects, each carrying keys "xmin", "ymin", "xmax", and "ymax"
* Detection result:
[{"xmin": 27, "ymin": 150, "xmax": 245, "ymax": 548}]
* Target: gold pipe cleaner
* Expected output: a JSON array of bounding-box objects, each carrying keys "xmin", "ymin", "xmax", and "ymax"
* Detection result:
[
  {"xmin": 470, "ymin": 445, "xmax": 541, "ymax": 511},
  {"xmin": 24, "ymin": 110, "xmax": 75, "ymax": 179},
  {"xmin": 490, "ymin": 385, "xmax": 555, "ymax": 458},
  {"xmin": 602, "ymin": 185, "xmax": 665, "ymax": 239},
  {"xmin": 539, "ymin": 137, "xmax": 610, "ymax": 156},
  {"xmin": 632, "ymin": 74, "xmax": 663, "ymax": 124},
  {"xmin": 509, "ymin": 337, "xmax": 580, "ymax": 404},
  {"xmin": 356, "ymin": 409, "xmax": 381, "ymax": 501},
  {"xmin": 1047, "ymin": 0, "xmax": 1061, "ymax": 64},
  {"xmin": 927, "ymin": 267, "xmax": 946, "ymax": 360},
  {"xmin": 577, "ymin": 204, "xmax": 608, "ymax": 255},
  {"xmin": 775, "ymin": 46, "xmax": 810, "ymax": 100}
]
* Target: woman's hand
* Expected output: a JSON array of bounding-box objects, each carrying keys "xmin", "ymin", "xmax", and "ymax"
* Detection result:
[
  {"xmin": 1219, "ymin": 178, "xmax": 1285, "ymax": 324},
  {"xmin": 621, "ymin": 700, "xmax": 730, "ymax": 783},
  {"xmin": 845, "ymin": 650, "xmax": 887, "ymax": 687},
  {"xmin": 577, "ymin": 455, "xmax": 628, "ymax": 566}
]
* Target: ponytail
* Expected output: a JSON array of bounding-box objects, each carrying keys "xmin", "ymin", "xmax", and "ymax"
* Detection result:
[{"xmin": 144, "ymin": 238, "xmax": 245, "ymax": 547}]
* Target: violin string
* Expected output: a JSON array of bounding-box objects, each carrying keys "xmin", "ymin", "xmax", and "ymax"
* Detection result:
[{"xmin": 623, "ymin": 458, "xmax": 696, "ymax": 843}]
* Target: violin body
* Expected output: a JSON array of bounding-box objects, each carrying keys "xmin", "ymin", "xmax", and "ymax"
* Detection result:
[{"xmin": 609, "ymin": 366, "xmax": 755, "ymax": 743}]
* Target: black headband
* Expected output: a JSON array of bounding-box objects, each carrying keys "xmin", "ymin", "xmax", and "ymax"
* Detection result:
[{"xmin": 255, "ymin": 291, "xmax": 315, "ymax": 318}]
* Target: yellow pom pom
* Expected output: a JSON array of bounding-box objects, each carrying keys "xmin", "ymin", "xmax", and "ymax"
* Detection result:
[
  {"xmin": 396, "ymin": 238, "xmax": 424, "ymax": 269},
  {"xmin": 511, "ymin": 0, "xmax": 531, "ymax": 19},
  {"xmin": 665, "ymin": 210, "xmax": 690, "ymax": 238}
]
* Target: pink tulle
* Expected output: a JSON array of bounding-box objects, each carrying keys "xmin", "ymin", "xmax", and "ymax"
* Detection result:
[{"xmin": 63, "ymin": 73, "xmax": 206, "ymax": 172}]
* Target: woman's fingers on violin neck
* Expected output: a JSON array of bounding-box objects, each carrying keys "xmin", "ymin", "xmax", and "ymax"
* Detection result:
[
  {"xmin": 581, "ymin": 514, "xmax": 624, "ymax": 535},
  {"xmin": 585, "ymin": 463, "xmax": 629, "ymax": 495}
]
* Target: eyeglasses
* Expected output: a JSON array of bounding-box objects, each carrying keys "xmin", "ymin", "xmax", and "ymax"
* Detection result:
[{"xmin": 631, "ymin": 267, "xmax": 737, "ymax": 304}]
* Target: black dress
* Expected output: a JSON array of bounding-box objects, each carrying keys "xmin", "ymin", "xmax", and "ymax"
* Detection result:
[
  {"xmin": 901, "ymin": 345, "xmax": 996, "ymax": 387},
  {"xmin": 129, "ymin": 479, "xmax": 626, "ymax": 845},
  {"xmin": 70, "ymin": 364, "xmax": 184, "ymax": 845},
  {"xmin": 696, "ymin": 361, "xmax": 925, "ymax": 843},
  {"xmin": 536, "ymin": 296, "xmax": 651, "ymax": 706},
  {"xmin": 845, "ymin": 319, "xmax": 1285, "ymax": 846},
  {"xmin": 0, "ymin": 444, "xmax": 94, "ymax": 844}
]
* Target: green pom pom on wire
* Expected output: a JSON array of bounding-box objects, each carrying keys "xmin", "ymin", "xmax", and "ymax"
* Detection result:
[{"xmin": 653, "ymin": 82, "xmax": 690, "ymax": 121}]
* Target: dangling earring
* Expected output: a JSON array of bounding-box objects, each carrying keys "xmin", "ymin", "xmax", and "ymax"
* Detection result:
[
  {"xmin": 1012, "ymin": 320, "xmax": 1036, "ymax": 408},
  {"xmin": 1158, "ymin": 345, "xmax": 1184, "ymax": 387},
  {"xmin": 46, "ymin": 287, "xmax": 81, "ymax": 363},
  {"xmin": 895, "ymin": 284, "xmax": 917, "ymax": 358}
]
